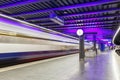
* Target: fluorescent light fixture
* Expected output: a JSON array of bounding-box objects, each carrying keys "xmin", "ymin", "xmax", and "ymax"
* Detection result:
[
  {"xmin": 101, "ymin": 39, "xmax": 109, "ymax": 41},
  {"xmin": 108, "ymin": 42, "xmax": 111, "ymax": 44}
]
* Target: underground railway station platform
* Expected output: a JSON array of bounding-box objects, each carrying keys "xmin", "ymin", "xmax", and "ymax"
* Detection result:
[{"xmin": 0, "ymin": 0, "xmax": 120, "ymax": 80}]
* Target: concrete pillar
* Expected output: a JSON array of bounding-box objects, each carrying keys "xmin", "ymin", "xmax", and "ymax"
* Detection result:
[
  {"xmin": 79, "ymin": 35, "xmax": 85, "ymax": 60},
  {"xmin": 93, "ymin": 34, "xmax": 97, "ymax": 55}
]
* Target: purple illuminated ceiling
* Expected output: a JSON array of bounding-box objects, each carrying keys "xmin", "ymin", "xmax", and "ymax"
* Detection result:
[
  {"xmin": 0, "ymin": 0, "xmax": 120, "ymax": 41},
  {"xmin": 60, "ymin": 28, "xmax": 114, "ymax": 40}
]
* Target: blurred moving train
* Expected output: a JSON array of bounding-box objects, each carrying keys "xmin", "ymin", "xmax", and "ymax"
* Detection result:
[
  {"xmin": 0, "ymin": 35, "xmax": 79, "ymax": 67},
  {"xmin": 0, "ymin": 14, "xmax": 92, "ymax": 67},
  {"xmin": 113, "ymin": 25, "xmax": 120, "ymax": 56}
]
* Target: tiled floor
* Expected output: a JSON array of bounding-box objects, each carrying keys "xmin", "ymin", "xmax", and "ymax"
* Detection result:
[{"xmin": 0, "ymin": 50, "xmax": 120, "ymax": 80}]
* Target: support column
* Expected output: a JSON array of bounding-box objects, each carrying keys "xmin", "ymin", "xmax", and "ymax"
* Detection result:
[
  {"xmin": 79, "ymin": 35, "xmax": 85, "ymax": 60},
  {"xmin": 93, "ymin": 34, "xmax": 97, "ymax": 55},
  {"xmin": 100, "ymin": 43, "xmax": 105, "ymax": 51}
]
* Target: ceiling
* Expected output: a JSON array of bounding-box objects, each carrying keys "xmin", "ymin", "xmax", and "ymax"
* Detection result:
[{"xmin": 0, "ymin": 0, "xmax": 120, "ymax": 41}]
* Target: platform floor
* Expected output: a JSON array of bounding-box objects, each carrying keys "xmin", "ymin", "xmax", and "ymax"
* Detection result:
[{"xmin": 0, "ymin": 50, "xmax": 120, "ymax": 80}]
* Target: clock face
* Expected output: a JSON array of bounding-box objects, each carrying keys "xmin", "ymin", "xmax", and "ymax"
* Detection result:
[{"xmin": 77, "ymin": 29, "xmax": 83, "ymax": 36}]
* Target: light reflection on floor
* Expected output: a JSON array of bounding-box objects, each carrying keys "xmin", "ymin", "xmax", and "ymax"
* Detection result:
[{"xmin": 72, "ymin": 50, "xmax": 120, "ymax": 80}]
